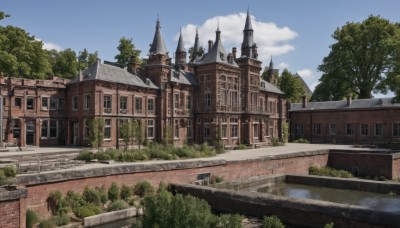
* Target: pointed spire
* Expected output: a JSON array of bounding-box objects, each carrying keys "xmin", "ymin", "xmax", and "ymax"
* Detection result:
[
  {"xmin": 176, "ymin": 28, "xmax": 185, "ymax": 53},
  {"xmin": 269, "ymin": 56, "xmax": 274, "ymax": 69},
  {"xmin": 190, "ymin": 28, "xmax": 200, "ymax": 62},
  {"xmin": 149, "ymin": 17, "xmax": 168, "ymax": 56},
  {"xmin": 241, "ymin": 8, "xmax": 255, "ymax": 58},
  {"xmin": 244, "ymin": 7, "xmax": 253, "ymax": 31},
  {"xmin": 216, "ymin": 21, "xmax": 221, "ymax": 41}
]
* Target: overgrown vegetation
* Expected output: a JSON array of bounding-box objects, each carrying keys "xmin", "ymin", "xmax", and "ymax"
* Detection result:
[
  {"xmin": 309, "ymin": 166, "xmax": 353, "ymax": 178},
  {"xmin": 234, "ymin": 144, "xmax": 248, "ymax": 150},
  {"xmin": 0, "ymin": 166, "xmax": 16, "ymax": 186},
  {"xmin": 26, "ymin": 209, "xmax": 39, "ymax": 228},
  {"xmin": 263, "ymin": 215, "xmax": 285, "ymax": 228}
]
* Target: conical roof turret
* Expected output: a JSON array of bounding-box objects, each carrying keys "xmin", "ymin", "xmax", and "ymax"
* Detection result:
[
  {"xmin": 149, "ymin": 18, "xmax": 168, "ymax": 56},
  {"xmin": 176, "ymin": 29, "xmax": 185, "ymax": 53},
  {"xmin": 190, "ymin": 29, "xmax": 200, "ymax": 62}
]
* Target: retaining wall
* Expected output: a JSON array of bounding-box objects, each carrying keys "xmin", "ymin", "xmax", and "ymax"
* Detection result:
[{"xmin": 0, "ymin": 187, "xmax": 27, "ymax": 228}]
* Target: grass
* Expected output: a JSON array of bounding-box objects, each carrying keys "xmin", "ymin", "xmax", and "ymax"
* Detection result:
[{"xmin": 309, "ymin": 166, "xmax": 353, "ymax": 178}]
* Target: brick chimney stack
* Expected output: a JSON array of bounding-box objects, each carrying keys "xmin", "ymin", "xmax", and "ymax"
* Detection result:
[
  {"xmin": 302, "ymin": 95, "xmax": 307, "ymax": 108},
  {"xmin": 347, "ymin": 94, "xmax": 352, "ymax": 106},
  {"xmin": 208, "ymin": 40, "xmax": 213, "ymax": 53},
  {"xmin": 232, "ymin": 47, "xmax": 237, "ymax": 59}
]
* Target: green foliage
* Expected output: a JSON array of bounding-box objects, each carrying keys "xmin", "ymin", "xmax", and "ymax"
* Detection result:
[
  {"xmin": 282, "ymin": 121, "xmax": 289, "ymax": 144},
  {"xmin": 1, "ymin": 166, "xmax": 16, "ymax": 177},
  {"xmin": 108, "ymin": 199, "xmax": 129, "ymax": 212},
  {"xmin": 95, "ymin": 185, "xmax": 109, "ymax": 204},
  {"xmin": 0, "ymin": 166, "xmax": 16, "ymax": 186},
  {"xmin": 210, "ymin": 175, "xmax": 224, "ymax": 184},
  {"xmin": 38, "ymin": 219, "xmax": 55, "ymax": 228},
  {"xmin": 50, "ymin": 48, "xmax": 78, "ymax": 78},
  {"xmin": 87, "ymin": 118, "xmax": 105, "ymax": 152},
  {"xmin": 234, "ymin": 144, "xmax": 248, "ymax": 150},
  {"xmin": 83, "ymin": 186, "xmax": 101, "ymax": 205},
  {"xmin": 63, "ymin": 190, "xmax": 85, "ymax": 210},
  {"xmin": 76, "ymin": 150, "xmax": 94, "ymax": 162},
  {"xmin": 108, "ymin": 182, "xmax": 120, "ymax": 202},
  {"xmin": 26, "ymin": 209, "xmax": 40, "ymax": 228},
  {"xmin": 324, "ymin": 222, "xmax": 334, "ymax": 228},
  {"xmin": 188, "ymin": 46, "xmax": 205, "ymax": 61},
  {"xmin": 312, "ymin": 15, "xmax": 400, "ymax": 101},
  {"xmin": 278, "ymin": 69, "xmax": 306, "ymax": 102},
  {"xmin": 309, "ymin": 166, "xmax": 353, "ymax": 178},
  {"xmin": 134, "ymin": 181, "xmax": 154, "ymax": 197},
  {"xmin": 95, "ymin": 152, "xmax": 112, "ymax": 161},
  {"xmin": 213, "ymin": 214, "xmax": 243, "ymax": 228},
  {"xmin": 263, "ymin": 215, "xmax": 285, "ymax": 228},
  {"xmin": 47, "ymin": 191, "xmax": 64, "ymax": 215},
  {"xmin": 120, "ymin": 184, "xmax": 132, "ymax": 201},
  {"xmin": 292, "ymin": 138, "xmax": 310, "ymax": 143},
  {"xmin": 77, "ymin": 48, "xmax": 98, "ymax": 70},
  {"xmin": 73, "ymin": 205, "xmax": 96, "ymax": 218},
  {"xmin": 115, "ymin": 37, "xmax": 142, "ymax": 66},
  {"xmin": 50, "ymin": 213, "xmax": 70, "ymax": 226}
]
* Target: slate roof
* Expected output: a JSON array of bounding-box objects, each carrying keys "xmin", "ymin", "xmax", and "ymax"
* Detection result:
[
  {"xmin": 170, "ymin": 69, "xmax": 198, "ymax": 86},
  {"xmin": 290, "ymin": 97, "xmax": 400, "ymax": 111},
  {"xmin": 242, "ymin": 10, "xmax": 255, "ymax": 49},
  {"xmin": 69, "ymin": 61, "xmax": 158, "ymax": 89},
  {"xmin": 149, "ymin": 19, "xmax": 168, "ymax": 56},
  {"xmin": 294, "ymin": 73, "xmax": 312, "ymax": 96},
  {"xmin": 176, "ymin": 30, "xmax": 185, "ymax": 53},
  {"xmin": 260, "ymin": 79, "xmax": 283, "ymax": 94}
]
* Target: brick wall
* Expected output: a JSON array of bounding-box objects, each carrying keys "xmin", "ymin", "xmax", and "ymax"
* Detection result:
[
  {"xmin": 0, "ymin": 188, "xmax": 27, "ymax": 228},
  {"xmin": 22, "ymin": 152, "xmax": 328, "ymax": 218}
]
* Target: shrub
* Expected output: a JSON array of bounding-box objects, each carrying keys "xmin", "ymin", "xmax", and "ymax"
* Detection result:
[
  {"xmin": 39, "ymin": 219, "xmax": 55, "ymax": 228},
  {"xmin": 95, "ymin": 185, "xmax": 108, "ymax": 204},
  {"xmin": 95, "ymin": 152, "xmax": 111, "ymax": 161},
  {"xmin": 324, "ymin": 222, "xmax": 334, "ymax": 228},
  {"xmin": 108, "ymin": 182, "xmax": 120, "ymax": 202},
  {"xmin": 108, "ymin": 199, "xmax": 129, "ymax": 212},
  {"xmin": 50, "ymin": 213, "xmax": 70, "ymax": 226},
  {"xmin": 120, "ymin": 185, "xmax": 132, "ymax": 201},
  {"xmin": 63, "ymin": 191, "xmax": 85, "ymax": 210},
  {"xmin": 134, "ymin": 181, "xmax": 154, "ymax": 197},
  {"xmin": 26, "ymin": 209, "xmax": 40, "ymax": 228},
  {"xmin": 213, "ymin": 214, "xmax": 243, "ymax": 228},
  {"xmin": 263, "ymin": 215, "xmax": 285, "ymax": 228},
  {"xmin": 83, "ymin": 186, "xmax": 101, "ymax": 205},
  {"xmin": 210, "ymin": 175, "xmax": 224, "ymax": 184},
  {"xmin": 234, "ymin": 144, "xmax": 248, "ymax": 150},
  {"xmin": 1, "ymin": 166, "xmax": 16, "ymax": 177},
  {"xmin": 47, "ymin": 191, "xmax": 64, "ymax": 215},
  {"xmin": 73, "ymin": 206, "xmax": 96, "ymax": 218},
  {"xmin": 309, "ymin": 166, "xmax": 353, "ymax": 178},
  {"xmin": 76, "ymin": 150, "xmax": 94, "ymax": 161}
]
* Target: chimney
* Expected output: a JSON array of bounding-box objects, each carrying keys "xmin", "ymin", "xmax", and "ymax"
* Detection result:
[
  {"xmin": 232, "ymin": 47, "xmax": 237, "ymax": 59},
  {"xmin": 347, "ymin": 94, "xmax": 352, "ymax": 106},
  {"xmin": 127, "ymin": 55, "xmax": 140, "ymax": 74},
  {"xmin": 302, "ymin": 95, "xmax": 307, "ymax": 108},
  {"xmin": 208, "ymin": 40, "xmax": 213, "ymax": 53}
]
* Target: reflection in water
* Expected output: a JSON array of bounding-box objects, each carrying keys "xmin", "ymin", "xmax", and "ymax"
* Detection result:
[{"xmin": 257, "ymin": 183, "xmax": 400, "ymax": 214}]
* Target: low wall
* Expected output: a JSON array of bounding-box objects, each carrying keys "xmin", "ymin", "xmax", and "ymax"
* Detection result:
[
  {"xmin": 328, "ymin": 150, "xmax": 400, "ymax": 179},
  {"xmin": 0, "ymin": 187, "xmax": 27, "ymax": 228},
  {"xmin": 170, "ymin": 183, "xmax": 399, "ymax": 228},
  {"xmin": 17, "ymin": 150, "xmax": 329, "ymax": 218}
]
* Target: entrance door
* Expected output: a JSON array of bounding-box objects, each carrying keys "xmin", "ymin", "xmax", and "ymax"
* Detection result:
[
  {"xmin": 73, "ymin": 122, "xmax": 79, "ymax": 145},
  {"xmin": 26, "ymin": 122, "xmax": 35, "ymax": 146}
]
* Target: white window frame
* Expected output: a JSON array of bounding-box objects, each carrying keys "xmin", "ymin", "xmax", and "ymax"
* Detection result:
[
  {"xmin": 41, "ymin": 96, "xmax": 49, "ymax": 110},
  {"xmin": 104, "ymin": 119, "xmax": 111, "ymax": 140},
  {"xmin": 49, "ymin": 96, "xmax": 57, "ymax": 110},
  {"xmin": 72, "ymin": 96, "xmax": 78, "ymax": 111},
  {"xmin": 84, "ymin": 94, "xmax": 91, "ymax": 110},
  {"xmin": 103, "ymin": 95, "xmax": 112, "ymax": 113},
  {"xmin": 147, "ymin": 119, "xmax": 155, "ymax": 139},
  {"xmin": 393, "ymin": 123, "xmax": 400, "ymax": 137},
  {"xmin": 374, "ymin": 123, "xmax": 383, "ymax": 136}
]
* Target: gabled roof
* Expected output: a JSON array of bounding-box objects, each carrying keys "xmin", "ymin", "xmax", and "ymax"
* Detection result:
[
  {"xmin": 290, "ymin": 97, "xmax": 400, "ymax": 111},
  {"xmin": 170, "ymin": 69, "xmax": 198, "ymax": 86},
  {"xmin": 294, "ymin": 73, "xmax": 312, "ymax": 96},
  {"xmin": 193, "ymin": 28, "xmax": 238, "ymax": 67},
  {"xmin": 149, "ymin": 19, "xmax": 168, "ymax": 56},
  {"xmin": 260, "ymin": 79, "xmax": 283, "ymax": 94},
  {"xmin": 69, "ymin": 61, "xmax": 158, "ymax": 89}
]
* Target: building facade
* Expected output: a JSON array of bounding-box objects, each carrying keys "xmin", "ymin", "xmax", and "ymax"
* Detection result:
[
  {"xmin": 289, "ymin": 96, "xmax": 400, "ymax": 144},
  {"xmin": 0, "ymin": 11, "xmax": 286, "ymax": 148}
]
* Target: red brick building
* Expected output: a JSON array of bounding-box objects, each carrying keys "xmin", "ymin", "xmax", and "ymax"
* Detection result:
[
  {"xmin": 1, "ymin": 11, "xmax": 286, "ymax": 148},
  {"xmin": 289, "ymin": 96, "xmax": 400, "ymax": 144}
]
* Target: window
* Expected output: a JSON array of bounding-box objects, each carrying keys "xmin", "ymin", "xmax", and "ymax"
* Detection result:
[
  {"xmin": 147, "ymin": 120, "xmax": 154, "ymax": 138},
  {"xmin": 186, "ymin": 120, "xmax": 192, "ymax": 138},
  {"xmin": 120, "ymin": 96, "xmax": 127, "ymax": 112},
  {"xmin": 393, "ymin": 123, "xmax": 400, "ymax": 137},
  {"xmin": 174, "ymin": 120, "xmax": 179, "ymax": 139},
  {"xmin": 73, "ymin": 96, "xmax": 78, "ymax": 111},
  {"xmin": 205, "ymin": 93, "xmax": 211, "ymax": 107},
  {"xmin": 221, "ymin": 125, "xmax": 227, "ymax": 138},
  {"xmin": 254, "ymin": 124, "xmax": 259, "ymax": 138},
  {"xmin": 295, "ymin": 123, "xmax": 304, "ymax": 135},
  {"xmin": 204, "ymin": 125, "xmax": 210, "ymax": 139},
  {"xmin": 314, "ymin": 123, "xmax": 321, "ymax": 135},
  {"xmin": 360, "ymin": 124, "xmax": 368, "ymax": 136},
  {"xmin": 346, "ymin": 124, "xmax": 354, "ymax": 135},
  {"xmin": 15, "ymin": 97, "xmax": 22, "ymax": 107},
  {"xmin": 41, "ymin": 97, "xmax": 49, "ymax": 110},
  {"xmin": 148, "ymin": 98, "xmax": 154, "ymax": 114},
  {"xmin": 84, "ymin": 120, "xmax": 90, "ymax": 139},
  {"xmin": 104, "ymin": 119, "xmax": 111, "ymax": 139},
  {"xmin": 27, "ymin": 98, "xmax": 34, "ymax": 110},
  {"xmin": 174, "ymin": 94, "xmax": 179, "ymax": 109},
  {"xmin": 104, "ymin": 95, "xmax": 112, "ymax": 113},
  {"xmin": 329, "ymin": 124, "xmax": 336, "ymax": 135},
  {"xmin": 135, "ymin": 97, "xmax": 142, "ymax": 114},
  {"xmin": 374, "ymin": 123, "xmax": 382, "ymax": 136},
  {"xmin": 50, "ymin": 97, "xmax": 57, "ymax": 110},
  {"xmin": 50, "ymin": 120, "xmax": 57, "ymax": 138},
  {"xmin": 231, "ymin": 125, "xmax": 238, "ymax": 138},
  {"xmin": 58, "ymin": 98, "xmax": 64, "ymax": 110},
  {"xmin": 186, "ymin": 95, "xmax": 192, "ymax": 110},
  {"xmin": 41, "ymin": 120, "xmax": 48, "ymax": 138},
  {"xmin": 84, "ymin": 94, "xmax": 91, "ymax": 110},
  {"xmin": 11, "ymin": 119, "xmax": 20, "ymax": 139}
]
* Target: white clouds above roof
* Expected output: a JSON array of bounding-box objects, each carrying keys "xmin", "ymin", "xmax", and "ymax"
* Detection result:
[
  {"xmin": 297, "ymin": 69, "xmax": 313, "ymax": 79},
  {"xmin": 36, "ymin": 38, "xmax": 63, "ymax": 51},
  {"xmin": 176, "ymin": 12, "xmax": 297, "ymax": 65}
]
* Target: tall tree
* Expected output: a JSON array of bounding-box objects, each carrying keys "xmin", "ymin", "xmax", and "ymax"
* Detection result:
[
  {"xmin": 313, "ymin": 15, "xmax": 400, "ymax": 101},
  {"xmin": 278, "ymin": 69, "xmax": 305, "ymax": 102},
  {"xmin": 77, "ymin": 48, "xmax": 99, "ymax": 71},
  {"xmin": 188, "ymin": 46, "xmax": 205, "ymax": 60},
  {"xmin": 51, "ymin": 48, "xmax": 78, "ymax": 78},
  {"xmin": 115, "ymin": 37, "xmax": 141, "ymax": 66}
]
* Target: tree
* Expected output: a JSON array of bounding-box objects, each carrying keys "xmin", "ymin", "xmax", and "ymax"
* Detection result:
[
  {"xmin": 313, "ymin": 15, "xmax": 400, "ymax": 101},
  {"xmin": 50, "ymin": 48, "xmax": 78, "ymax": 78},
  {"xmin": 114, "ymin": 37, "xmax": 141, "ymax": 66},
  {"xmin": 119, "ymin": 119, "xmax": 132, "ymax": 150},
  {"xmin": 278, "ymin": 69, "xmax": 305, "ymax": 102},
  {"xmin": 87, "ymin": 118, "xmax": 105, "ymax": 152},
  {"xmin": 188, "ymin": 46, "xmax": 205, "ymax": 60},
  {"xmin": 0, "ymin": 11, "xmax": 10, "ymax": 21},
  {"xmin": 130, "ymin": 119, "xmax": 144, "ymax": 150},
  {"xmin": 77, "ymin": 48, "xmax": 99, "ymax": 71}
]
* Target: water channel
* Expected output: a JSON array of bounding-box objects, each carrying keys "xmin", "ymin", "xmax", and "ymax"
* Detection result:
[{"xmin": 253, "ymin": 182, "xmax": 400, "ymax": 214}]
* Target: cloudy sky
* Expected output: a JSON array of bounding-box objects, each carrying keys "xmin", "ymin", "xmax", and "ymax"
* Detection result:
[{"xmin": 2, "ymin": 0, "xmax": 400, "ymax": 95}]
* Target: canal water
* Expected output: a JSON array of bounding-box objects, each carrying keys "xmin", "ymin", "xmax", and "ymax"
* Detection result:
[{"xmin": 255, "ymin": 183, "xmax": 400, "ymax": 214}]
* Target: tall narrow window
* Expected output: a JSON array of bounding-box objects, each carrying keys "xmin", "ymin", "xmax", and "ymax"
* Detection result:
[
  {"xmin": 174, "ymin": 120, "xmax": 179, "ymax": 139},
  {"xmin": 186, "ymin": 95, "xmax": 192, "ymax": 110},
  {"xmin": 84, "ymin": 94, "xmax": 91, "ymax": 110},
  {"xmin": 186, "ymin": 120, "xmax": 192, "ymax": 138},
  {"xmin": 295, "ymin": 123, "xmax": 304, "ymax": 135},
  {"xmin": 41, "ymin": 120, "xmax": 48, "ymax": 138},
  {"xmin": 135, "ymin": 97, "xmax": 142, "ymax": 114},
  {"xmin": 346, "ymin": 124, "xmax": 354, "ymax": 135},
  {"xmin": 120, "ymin": 96, "xmax": 127, "ymax": 112},
  {"xmin": 104, "ymin": 95, "xmax": 112, "ymax": 113},
  {"xmin": 27, "ymin": 98, "xmax": 34, "ymax": 110},
  {"xmin": 84, "ymin": 119, "xmax": 90, "ymax": 139},
  {"xmin": 148, "ymin": 98, "xmax": 154, "ymax": 114},
  {"xmin": 360, "ymin": 124, "xmax": 368, "ymax": 136},
  {"xmin": 314, "ymin": 123, "xmax": 321, "ymax": 135},
  {"xmin": 393, "ymin": 123, "xmax": 400, "ymax": 137},
  {"xmin": 174, "ymin": 94, "xmax": 179, "ymax": 109},
  {"xmin": 104, "ymin": 119, "xmax": 111, "ymax": 139},
  {"xmin": 205, "ymin": 93, "xmax": 211, "ymax": 107},
  {"xmin": 73, "ymin": 96, "xmax": 78, "ymax": 111},
  {"xmin": 329, "ymin": 124, "xmax": 336, "ymax": 135},
  {"xmin": 58, "ymin": 98, "xmax": 64, "ymax": 110},
  {"xmin": 50, "ymin": 97, "xmax": 57, "ymax": 110},
  {"xmin": 50, "ymin": 120, "xmax": 58, "ymax": 138},
  {"xmin": 374, "ymin": 123, "xmax": 382, "ymax": 136},
  {"xmin": 147, "ymin": 120, "xmax": 154, "ymax": 138},
  {"xmin": 204, "ymin": 125, "xmax": 210, "ymax": 139},
  {"xmin": 41, "ymin": 97, "xmax": 49, "ymax": 110}
]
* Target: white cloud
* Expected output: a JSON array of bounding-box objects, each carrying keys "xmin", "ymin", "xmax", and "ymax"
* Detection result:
[
  {"xmin": 36, "ymin": 38, "xmax": 63, "ymax": 51},
  {"xmin": 278, "ymin": 62, "xmax": 289, "ymax": 70},
  {"xmin": 297, "ymin": 69, "xmax": 313, "ymax": 79},
  {"xmin": 176, "ymin": 12, "xmax": 297, "ymax": 64}
]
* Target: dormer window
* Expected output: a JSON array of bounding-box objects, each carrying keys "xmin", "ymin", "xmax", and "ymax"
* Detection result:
[
  {"xmin": 261, "ymin": 82, "xmax": 265, "ymax": 88},
  {"xmin": 219, "ymin": 52, "xmax": 224, "ymax": 60}
]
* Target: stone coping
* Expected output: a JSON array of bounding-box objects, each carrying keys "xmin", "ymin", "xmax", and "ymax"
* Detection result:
[
  {"xmin": 84, "ymin": 207, "xmax": 141, "ymax": 227},
  {"xmin": 0, "ymin": 186, "xmax": 27, "ymax": 201}
]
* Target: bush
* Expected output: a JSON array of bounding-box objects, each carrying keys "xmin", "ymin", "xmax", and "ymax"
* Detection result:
[
  {"xmin": 1, "ymin": 166, "xmax": 16, "ymax": 177},
  {"xmin": 108, "ymin": 182, "xmax": 120, "ymax": 202},
  {"xmin": 26, "ymin": 209, "xmax": 40, "ymax": 228},
  {"xmin": 263, "ymin": 215, "xmax": 285, "ymax": 228},
  {"xmin": 120, "ymin": 185, "xmax": 132, "ymax": 201},
  {"xmin": 47, "ymin": 191, "xmax": 64, "ymax": 215},
  {"xmin": 50, "ymin": 213, "xmax": 70, "ymax": 226},
  {"xmin": 234, "ymin": 144, "xmax": 248, "ymax": 150},
  {"xmin": 324, "ymin": 222, "xmax": 334, "ymax": 228},
  {"xmin": 95, "ymin": 152, "xmax": 111, "ymax": 161},
  {"xmin": 213, "ymin": 214, "xmax": 243, "ymax": 228},
  {"xmin": 73, "ymin": 206, "xmax": 96, "ymax": 218},
  {"xmin": 83, "ymin": 186, "xmax": 101, "ymax": 205},
  {"xmin": 309, "ymin": 166, "xmax": 353, "ymax": 178},
  {"xmin": 63, "ymin": 191, "xmax": 85, "ymax": 210},
  {"xmin": 210, "ymin": 175, "xmax": 224, "ymax": 184},
  {"xmin": 95, "ymin": 185, "xmax": 108, "ymax": 204},
  {"xmin": 134, "ymin": 181, "xmax": 154, "ymax": 197},
  {"xmin": 76, "ymin": 150, "xmax": 94, "ymax": 161},
  {"xmin": 39, "ymin": 219, "xmax": 55, "ymax": 228},
  {"xmin": 108, "ymin": 199, "xmax": 129, "ymax": 212}
]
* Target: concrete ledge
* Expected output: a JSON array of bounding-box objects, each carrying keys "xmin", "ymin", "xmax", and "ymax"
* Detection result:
[
  {"xmin": 84, "ymin": 207, "xmax": 138, "ymax": 227},
  {"xmin": 0, "ymin": 187, "xmax": 27, "ymax": 201}
]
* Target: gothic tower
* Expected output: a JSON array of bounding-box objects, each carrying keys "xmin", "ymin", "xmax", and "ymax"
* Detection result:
[{"xmin": 175, "ymin": 29, "xmax": 187, "ymax": 69}]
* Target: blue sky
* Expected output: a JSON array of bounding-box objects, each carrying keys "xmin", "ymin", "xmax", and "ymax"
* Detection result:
[{"xmin": 2, "ymin": 0, "xmax": 400, "ymax": 95}]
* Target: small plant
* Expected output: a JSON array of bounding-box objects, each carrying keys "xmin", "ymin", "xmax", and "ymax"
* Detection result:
[
  {"xmin": 309, "ymin": 166, "xmax": 353, "ymax": 178},
  {"xmin": 39, "ymin": 219, "xmax": 56, "ymax": 228},
  {"xmin": 73, "ymin": 206, "xmax": 96, "ymax": 218},
  {"xmin": 0, "ymin": 166, "xmax": 16, "ymax": 186},
  {"xmin": 76, "ymin": 150, "xmax": 94, "ymax": 162},
  {"xmin": 214, "ymin": 214, "xmax": 243, "ymax": 228},
  {"xmin": 50, "ymin": 213, "xmax": 70, "ymax": 226},
  {"xmin": 47, "ymin": 191, "xmax": 64, "ymax": 215},
  {"xmin": 95, "ymin": 185, "xmax": 108, "ymax": 204},
  {"xmin": 108, "ymin": 199, "xmax": 129, "ymax": 212},
  {"xmin": 1, "ymin": 166, "xmax": 16, "ymax": 177},
  {"xmin": 83, "ymin": 186, "xmax": 101, "ymax": 205},
  {"xmin": 389, "ymin": 191, "xmax": 397, "ymax": 196},
  {"xmin": 108, "ymin": 182, "xmax": 120, "ymax": 202},
  {"xmin": 63, "ymin": 190, "xmax": 85, "ymax": 210},
  {"xmin": 26, "ymin": 209, "xmax": 40, "ymax": 228},
  {"xmin": 134, "ymin": 181, "xmax": 154, "ymax": 197},
  {"xmin": 120, "ymin": 184, "xmax": 132, "ymax": 201},
  {"xmin": 210, "ymin": 175, "xmax": 224, "ymax": 184},
  {"xmin": 324, "ymin": 222, "xmax": 334, "ymax": 228},
  {"xmin": 263, "ymin": 215, "xmax": 285, "ymax": 228},
  {"xmin": 234, "ymin": 144, "xmax": 248, "ymax": 150}
]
